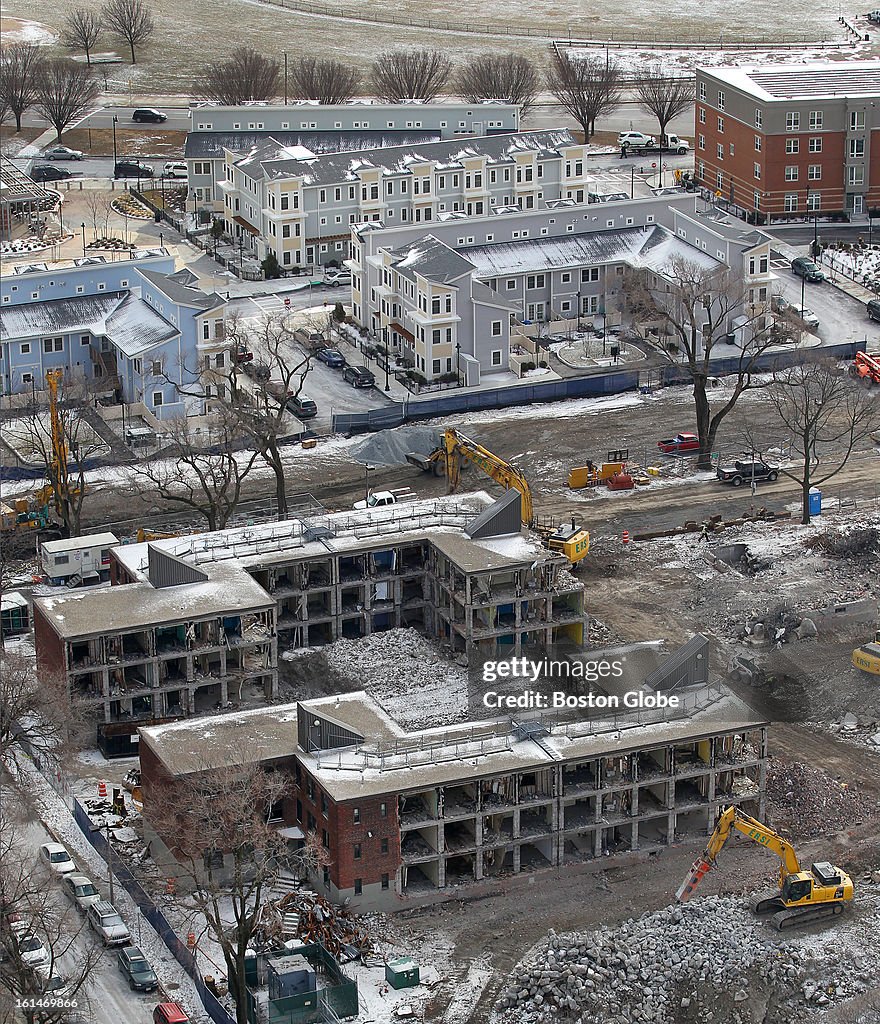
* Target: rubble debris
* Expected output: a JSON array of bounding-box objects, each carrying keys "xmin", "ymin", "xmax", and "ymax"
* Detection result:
[
  {"xmin": 765, "ymin": 758, "xmax": 864, "ymax": 836},
  {"xmin": 805, "ymin": 528, "xmax": 879, "ymax": 559},
  {"xmin": 256, "ymin": 891, "xmax": 372, "ymax": 960}
]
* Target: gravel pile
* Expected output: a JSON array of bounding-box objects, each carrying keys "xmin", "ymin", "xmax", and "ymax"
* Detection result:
[
  {"xmin": 495, "ymin": 892, "xmax": 880, "ymax": 1024},
  {"xmin": 351, "ymin": 425, "xmax": 441, "ymax": 466},
  {"xmin": 765, "ymin": 757, "xmax": 866, "ymax": 835}
]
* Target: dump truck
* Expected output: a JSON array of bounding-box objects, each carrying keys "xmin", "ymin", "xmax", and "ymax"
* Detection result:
[{"xmin": 677, "ymin": 805, "xmax": 854, "ymax": 929}]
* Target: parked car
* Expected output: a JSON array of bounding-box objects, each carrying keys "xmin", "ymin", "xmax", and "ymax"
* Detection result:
[
  {"xmin": 87, "ymin": 901, "xmax": 131, "ymax": 946},
  {"xmin": 61, "ymin": 874, "xmax": 101, "ymax": 913},
  {"xmin": 342, "ymin": 365, "xmax": 375, "ymax": 388},
  {"xmin": 791, "ymin": 256, "xmax": 825, "ymax": 282},
  {"xmin": 617, "ymin": 131, "xmax": 656, "ymax": 148},
  {"xmin": 114, "ymin": 160, "xmax": 154, "ymax": 179},
  {"xmin": 117, "ymin": 945, "xmax": 158, "ymax": 992},
  {"xmin": 43, "ymin": 146, "xmax": 84, "ymax": 161},
  {"xmin": 867, "ymin": 299, "xmax": 880, "ymax": 322},
  {"xmin": 354, "ymin": 490, "xmax": 397, "ymax": 510},
  {"xmin": 316, "ymin": 348, "xmax": 346, "ymax": 368},
  {"xmin": 39, "ymin": 843, "xmax": 76, "ymax": 876},
  {"xmin": 657, "ymin": 432, "xmax": 700, "ymax": 454},
  {"xmin": 243, "ymin": 361, "xmax": 271, "ymax": 382},
  {"xmin": 772, "ymin": 295, "xmax": 820, "ymax": 330},
  {"xmin": 289, "ymin": 394, "xmax": 318, "ymax": 419},
  {"xmin": 30, "ymin": 165, "xmax": 72, "ymax": 183},
  {"xmin": 162, "ymin": 162, "xmax": 187, "ymax": 179},
  {"xmin": 323, "ymin": 268, "xmax": 352, "ymax": 286},
  {"xmin": 132, "ymin": 108, "xmax": 166, "ymax": 124},
  {"xmin": 153, "ymin": 1003, "xmax": 190, "ymax": 1024},
  {"xmin": 17, "ymin": 934, "xmax": 49, "ymax": 969},
  {"xmin": 716, "ymin": 458, "xmax": 779, "ymax": 486}
]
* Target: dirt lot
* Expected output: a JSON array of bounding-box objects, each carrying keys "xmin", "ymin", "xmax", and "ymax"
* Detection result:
[{"xmin": 59, "ymin": 127, "xmax": 187, "ymax": 158}]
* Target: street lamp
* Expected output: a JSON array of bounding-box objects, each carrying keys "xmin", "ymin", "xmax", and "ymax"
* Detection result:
[
  {"xmin": 455, "ymin": 340, "xmax": 461, "ymax": 385},
  {"xmin": 283, "ymin": 51, "xmax": 289, "ymax": 106},
  {"xmin": 364, "ymin": 464, "xmax": 374, "ymax": 504},
  {"xmin": 80, "ymin": 221, "xmax": 86, "ymax": 256},
  {"xmin": 111, "ymin": 115, "xmax": 118, "ymax": 177},
  {"xmin": 382, "ymin": 327, "xmax": 390, "ymax": 391}
]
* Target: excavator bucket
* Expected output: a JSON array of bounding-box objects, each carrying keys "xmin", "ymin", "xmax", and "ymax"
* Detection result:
[{"xmin": 676, "ymin": 855, "xmax": 713, "ymax": 903}]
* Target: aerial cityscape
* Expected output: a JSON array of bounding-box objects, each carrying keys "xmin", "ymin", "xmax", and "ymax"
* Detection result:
[{"xmin": 0, "ymin": 2, "xmax": 879, "ymax": 1023}]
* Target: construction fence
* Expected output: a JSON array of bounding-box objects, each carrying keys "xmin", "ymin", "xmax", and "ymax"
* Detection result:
[{"xmin": 71, "ymin": 798, "xmax": 236, "ymax": 1024}]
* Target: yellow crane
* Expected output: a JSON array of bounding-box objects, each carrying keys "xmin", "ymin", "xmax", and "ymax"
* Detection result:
[
  {"xmin": 407, "ymin": 428, "xmax": 590, "ymax": 564},
  {"xmin": 676, "ymin": 805, "xmax": 854, "ymax": 930}
]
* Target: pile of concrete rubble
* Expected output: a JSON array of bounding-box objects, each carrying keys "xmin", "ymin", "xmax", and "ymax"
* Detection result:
[
  {"xmin": 765, "ymin": 757, "xmax": 865, "ymax": 835},
  {"xmin": 495, "ymin": 893, "xmax": 879, "ymax": 1024}
]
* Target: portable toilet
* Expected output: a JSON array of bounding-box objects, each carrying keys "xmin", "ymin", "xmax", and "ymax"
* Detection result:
[
  {"xmin": 808, "ymin": 488, "xmax": 822, "ymax": 516},
  {"xmin": 385, "ymin": 957, "xmax": 420, "ymax": 990}
]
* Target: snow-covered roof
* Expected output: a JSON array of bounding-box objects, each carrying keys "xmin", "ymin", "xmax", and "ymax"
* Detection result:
[
  {"xmin": 41, "ymin": 532, "xmax": 118, "ymax": 554},
  {"xmin": 0, "ymin": 293, "xmax": 125, "ymax": 343},
  {"xmin": 187, "ymin": 130, "xmax": 440, "ymax": 160},
  {"xmin": 137, "ymin": 268, "xmax": 225, "ymax": 310},
  {"xmin": 254, "ymin": 129, "xmax": 579, "ymax": 185},
  {"xmin": 386, "ymin": 235, "xmax": 475, "ymax": 285},
  {"xmin": 104, "ymin": 293, "xmax": 179, "ymax": 357},
  {"xmin": 698, "ymin": 61, "xmax": 880, "ymax": 101}
]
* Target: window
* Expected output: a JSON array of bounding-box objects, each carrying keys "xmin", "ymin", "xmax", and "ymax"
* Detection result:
[
  {"xmin": 43, "ymin": 337, "xmax": 63, "ymax": 353},
  {"xmin": 785, "ymin": 166, "xmax": 798, "ymax": 181},
  {"xmin": 753, "ymin": 191, "xmax": 761, "ymax": 211},
  {"xmin": 506, "ymin": 279, "xmax": 516, "ymax": 290},
  {"xmin": 353, "ymin": 843, "xmax": 361, "ymax": 860},
  {"xmin": 698, "ymin": 81, "xmax": 706, "ymax": 101},
  {"xmin": 20, "ymin": 342, "xmax": 30, "ymax": 354},
  {"xmin": 21, "ymin": 372, "xmax": 33, "ymax": 384},
  {"xmin": 809, "ymin": 110, "xmax": 824, "ymax": 131},
  {"xmin": 729, "ymin": 143, "xmax": 735, "ymax": 156},
  {"xmin": 151, "ymin": 360, "xmax": 162, "ymax": 375},
  {"xmin": 81, "ymin": 334, "xmax": 90, "ymax": 346},
  {"xmin": 808, "ymin": 164, "xmax": 821, "ymax": 180},
  {"xmin": 716, "ymin": 170, "xmax": 723, "ymax": 190},
  {"xmin": 717, "ymin": 117, "xmax": 724, "ymax": 133},
  {"xmin": 807, "ymin": 192, "xmax": 821, "ymax": 211},
  {"xmin": 848, "ymin": 165, "xmax": 865, "ymax": 186},
  {"xmin": 381, "ymin": 873, "xmax": 389, "ymax": 890},
  {"xmin": 280, "ymin": 195, "xmax": 289, "ymax": 211},
  {"xmin": 754, "ymin": 136, "xmax": 762, "ymax": 152},
  {"xmin": 753, "ymin": 163, "xmax": 761, "ymax": 180},
  {"xmin": 783, "ymin": 193, "xmax": 798, "ymax": 213},
  {"xmin": 717, "ymin": 89, "xmax": 725, "ymax": 110},
  {"xmin": 698, "ymin": 134, "xmax": 705, "ymax": 151},
  {"xmin": 354, "ymin": 879, "xmax": 362, "ymax": 896},
  {"xmin": 526, "ymin": 274, "xmax": 545, "ymax": 289},
  {"xmin": 785, "ymin": 111, "xmax": 800, "ymax": 131},
  {"xmin": 850, "ymin": 111, "xmax": 865, "ymax": 132},
  {"xmin": 151, "ymin": 392, "xmax": 164, "ymax": 408},
  {"xmin": 809, "ymin": 137, "xmax": 823, "ymax": 153},
  {"xmin": 380, "ymin": 838, "xmax": 389, "ymax": 854},
  {"xmin": 203, "ymin": 849, "xmax": 224, "ymax": 870},
  {"xmin": 755, "ymin": 108, "xmax": 763, "ymax": 129},
  {"xmin": 849, "ymin": 138, "xmax": 865, "ymax": 158},
  {"xmin": 699, "ymin": 108, "xmax": 706, "ymax": 124},
  {"xmin": 352, "ymin": 807, "xmax": 360, "ymax": 823},
  {"xmin": 491, "ymin": 350, "xmax": 502, "ymax": 366},
  {"xmin": 716, "ymin": 144, "xmax": 724, "ymax": 160},
  {"xmin": 785, "ymin": 138, "xmax": 799, "ymax": 154}
]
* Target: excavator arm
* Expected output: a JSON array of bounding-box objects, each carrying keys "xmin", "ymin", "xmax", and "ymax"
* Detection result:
[
  {"xmin": 45, "ymin": 369, "xmax": 70, "ymax": 519},
  {"xmin": 677, "ymin": 805, "xmax": 802, "ymax": 902},
  {"xmin": 439, "ymin": 428, "xmax": 534, "ymax": 524}
]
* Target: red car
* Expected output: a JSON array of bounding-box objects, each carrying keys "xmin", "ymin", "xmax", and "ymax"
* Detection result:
[{"xmin": 657, "ymin": 432, "xmax": 700, "ymax": 454}]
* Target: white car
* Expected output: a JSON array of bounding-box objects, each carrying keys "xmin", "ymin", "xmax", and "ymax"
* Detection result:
[
  {"xmin": 618, "ymin": 131, "xmax": 656, "ymax": 148},
  {"xmin": 39, "ymin": 842, "xmax": 76, "ymax": 876},
  {"xmin": 44, "ymin": 145, "xmax": 84, "ymax": 161},
  {"xmin": 354, "ymin": 490, "xmax": 397, "ymax": 510},
  {"xmin": 162, "ymin": 161, "xmax": 188, "ymax": 179},
  {"xmin": 17, "ymin": 933, "xmax": 49, "ymax": 969},
  {"xmin": 323, "ymin": 268, "xmax": 352, "ymax": 286},
  {"xmin": 61, "ymin": 874, "xmax": 101, "ymax": 913}
]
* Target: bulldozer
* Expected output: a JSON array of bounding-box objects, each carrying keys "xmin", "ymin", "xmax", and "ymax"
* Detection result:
[
  {"xmin": 676, "ymin": 805, "xmax": 854, "ymax": 929},
  {"xmin": 407, "ymin": 427, "xmax": 590, "ymax": 564}
]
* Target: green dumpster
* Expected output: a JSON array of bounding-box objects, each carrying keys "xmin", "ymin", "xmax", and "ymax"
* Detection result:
[{"xmin": 385, "ymin": 957, "xmax": 420, "ymax": 990}]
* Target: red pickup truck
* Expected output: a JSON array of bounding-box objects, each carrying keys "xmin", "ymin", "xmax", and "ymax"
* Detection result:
[{"xmin": 657, "ymin": 432, "xmax": 700, "ymax": 453}]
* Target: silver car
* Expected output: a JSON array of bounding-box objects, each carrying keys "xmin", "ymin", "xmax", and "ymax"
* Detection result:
[
  {"xmin": 86, "ymin": 901, "xmax": 131, "ymax": 947},
  {"xmin": 61, "ymin": 874, "xmax": 101, "ymax": 913},
  {"xmin": 44, "ymin": 146, "xmax": 84, "ymax": 161}
]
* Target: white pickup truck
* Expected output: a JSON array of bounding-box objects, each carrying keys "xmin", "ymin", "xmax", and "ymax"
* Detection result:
[
  {"xmin": 353, "ymin": 491, "xmax": 397, "ymax": 510},
  {"xmin": 618, "ymin": 132, "xmax": 690, "ymax": 155}
]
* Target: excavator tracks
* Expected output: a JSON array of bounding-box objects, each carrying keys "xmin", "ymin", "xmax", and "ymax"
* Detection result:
[{"xmin": 771, "ymin": 902, "xmax": 845, "ymax": 930}]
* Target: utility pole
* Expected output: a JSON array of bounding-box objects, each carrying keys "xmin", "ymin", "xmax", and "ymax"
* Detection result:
[
  {"xmin": 112, "ymin": 115, "xmax": 118, "ymax": 177},
  {"xmin": 283, "ymin": 52, "xmax": 289, "ymax": 105}
]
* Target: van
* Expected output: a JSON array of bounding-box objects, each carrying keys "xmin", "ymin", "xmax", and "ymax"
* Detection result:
[
  {"xmin": 867, "ymin": 299, "xmax": 880, "ymax": 322},
  {"xmin": 790, "ymin": 256, "xmax": 825, "ymax": 282}
]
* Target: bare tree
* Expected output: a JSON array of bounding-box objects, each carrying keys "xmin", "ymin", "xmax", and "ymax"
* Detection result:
[
  {"xmin": 102, "ymin": 0, "xmax": 154, "ymax": 64},
  {"xmin": 764, "ymin": 361, "xmax": 880, "ymax": 524},
  {"xmin": 371, "ymin": 48, "xmax": 452, "ymax": 102},
  {"xmin": 546, "ymin": 50, "xmax": 622, "ymax": 139},
  {"xmin": 197, "ymin": 46, "xmax": 280, "ymax": 105},
  {"xmin": 455, "ymin": 53, "xmax": 539, "ymax": 120},
  {"xmin": 0, "ymin": 811, "xmax": 102, "ymax": 1024},
  {"xmin": 145, "ymin": 760, "xmax": 328, "ymax": 1024},
  {"xmin": 34, "ymin": 59, "xmax": 98, "ymax": 142},
  {"xmin": 0, "ymin": 42, "xmax": 43, "ymax": 132},
  {"xmin": 622, "ymin": 256, "xmax": 779, "ymax": 468},
  {"xmin": 635, "ymin": 65, "xmax": 694, "ymax": 169},
  {"xmin": 137, "ymin": 414, "xmax": 259, "ymax": 530},
  {"xmin": 62, "ymin": 9, "xmax": 101, "ymax": 65},
  {"xmin": 82, "ymin": 189, "xmax": 111, "ymax": 241},
  {"xmin": 288, "ymin": 56, "xmax": 359, "ymax": 105}
]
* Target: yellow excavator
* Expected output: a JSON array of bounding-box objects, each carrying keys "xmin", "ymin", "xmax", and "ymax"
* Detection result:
[
  {"xmin": 407, "ymin": 427, "xmax": 590, "ymax": 564},
  {"xmin": 676, "ymin": 805, "xmax": 854, "ymax": 930},
  {"xmin": 852, "ymin": 630, "xmax": 880, "ymax": 677}
]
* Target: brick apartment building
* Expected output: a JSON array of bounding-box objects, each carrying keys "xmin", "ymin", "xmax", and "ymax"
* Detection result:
[
  {"xmin": 694, "ymin": 62, "xmax": 880, "ymax": 219},
  {"xmin": 138, "ymin": 636, "xmax": 768, "ymax": 911}
]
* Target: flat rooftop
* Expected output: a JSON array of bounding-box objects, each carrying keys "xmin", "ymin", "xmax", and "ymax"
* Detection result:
[{"xmin": 698, "ymin": 61, "xmax": 880, "ymax": 101}]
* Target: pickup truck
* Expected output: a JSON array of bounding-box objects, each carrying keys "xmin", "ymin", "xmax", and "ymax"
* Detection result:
[
  {"xmin": 354, "ymin": 491, "xmax": 397, "ymax": 510},
  {"xmin": 657, "ymin": 432, "xmax": 700, "ymax": 454},
  {"xmin": 619, "ymin": 132, "xmax": 690, "ymax": 156},
  {"xmin": 716, "ymin": 459, "xmax": 779, "ymax": 486}
]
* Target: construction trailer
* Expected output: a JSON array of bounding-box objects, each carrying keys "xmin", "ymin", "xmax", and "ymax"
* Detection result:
[{"xmin": 40, "ymin": 533, "xmax": 119, "ymax": 587}]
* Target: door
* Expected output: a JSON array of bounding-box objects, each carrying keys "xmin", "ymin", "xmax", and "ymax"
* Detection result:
[{"xmin": 473, "ymin": 121, "xmax": 484, "ymax": 135}]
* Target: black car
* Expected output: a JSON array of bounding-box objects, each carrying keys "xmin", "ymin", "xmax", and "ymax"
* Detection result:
[
  {"xmin": 114, "ymin": 160, "xmax": 154, "ymax": 179},
  {"xmin": 243, "ymin": 361, "xmax": 271, "ymax": 383},
  {"xmin": 867, "ymin": 299, "xmax": 880, "ymax": 322},
  {"xmin": 117, "ymin": 945, "xmax": 158, "ymax": 992},
  {"xmin": 342, "ymin": 365, "xmax": 375, "ymax": 388},
  {"xmin": 289, "ymin": 395, "xmax": 318, "ymax": 419},
  {"xmin": 132, "ymin": 108, "xmax": 166, "ymax": 124},
  {"xmin": 790, "ymin": 256, "xmax": 825, "ymax": 283},
  {"xmin": 316, "ymin": 348, "xmax": 346, "ymax": 368},
  {"xmin": 716, "ymin": 459, "xmax": 779, "ymax": 486},
  {"xmin": 30, "ymin": 165, "xmax": 72, "ymax": 182}
]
